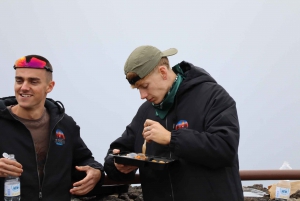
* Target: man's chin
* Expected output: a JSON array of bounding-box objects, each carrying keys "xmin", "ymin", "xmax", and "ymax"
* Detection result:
[
  {"xmin": 17, "ymin": 103, "xmax": 32, "ymax": 110},
  {"xmin": 152, "ymin": 101, "xmax": 161, "ymax": 105},
  {"xmin": 147, "ymin": 98, "xmax": 162, "ymax": 104}
]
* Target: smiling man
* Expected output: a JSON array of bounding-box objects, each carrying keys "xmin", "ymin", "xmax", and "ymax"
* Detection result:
[
  {"xmin": 104, "ymin": 46, "xmax": 244, "ymax": 201},
  {"xmin": 0, "ymin": 55, "xmax": 104, "ymax": 201}
]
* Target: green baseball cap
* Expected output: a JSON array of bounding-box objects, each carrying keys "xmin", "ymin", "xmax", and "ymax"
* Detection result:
[{"xmin": 124, "ymin": 45, "xmax": 178, "ymax": 84}]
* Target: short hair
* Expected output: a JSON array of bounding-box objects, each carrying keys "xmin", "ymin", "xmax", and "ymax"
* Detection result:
[
  {"xmin": 126, "ymin": 57, "xmax": 170, "ymax": 88},
  {"xmin": 157, "ymin": 57, "xmax": 170, "ymax": 69}
]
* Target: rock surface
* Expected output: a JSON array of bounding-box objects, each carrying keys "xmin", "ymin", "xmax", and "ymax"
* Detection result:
[{"xmin": 72, "ymin": 184, "xmax": 300, "ymax": 201}]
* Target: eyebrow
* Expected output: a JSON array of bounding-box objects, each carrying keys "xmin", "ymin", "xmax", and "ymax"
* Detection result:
[{"xmin": 15, "ymin": 76, "xmax": 41, "ymax": 81}]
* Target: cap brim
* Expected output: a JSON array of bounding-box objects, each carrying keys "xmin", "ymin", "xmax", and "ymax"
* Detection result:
[{"xmin": 162, "ymin": 48, "xmax": 178, "ymax": 57}]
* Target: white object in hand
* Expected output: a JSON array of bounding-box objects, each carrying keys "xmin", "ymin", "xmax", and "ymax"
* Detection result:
[{"xmin": 2, "ymin": 152, "xmax": 10, "ymax": 159}]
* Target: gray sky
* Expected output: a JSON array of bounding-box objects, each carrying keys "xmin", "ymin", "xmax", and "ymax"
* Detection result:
[{"xmin": 1, "ymin": 1, "xmax": 300, "ymax": 187}]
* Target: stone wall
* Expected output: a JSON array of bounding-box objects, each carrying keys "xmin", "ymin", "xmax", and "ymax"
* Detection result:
[{"xmin": 72, "ymin": 184, "xmax": 300, "ymax": 201}]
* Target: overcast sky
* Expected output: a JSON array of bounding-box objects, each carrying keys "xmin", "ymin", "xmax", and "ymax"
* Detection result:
[{"xmin": 1, "ymin": 1, "xmax": 299, "ymax": 187}]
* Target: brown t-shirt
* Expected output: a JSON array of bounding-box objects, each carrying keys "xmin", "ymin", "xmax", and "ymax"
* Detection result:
[{"xmin": 8, "ymin": 106, "xmax": 50, "ymax": 185}]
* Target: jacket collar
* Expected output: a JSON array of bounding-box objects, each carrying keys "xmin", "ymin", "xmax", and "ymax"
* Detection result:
[{"xmin": 0, "ymin": 96, "xmax": 65, "ymax": 119}]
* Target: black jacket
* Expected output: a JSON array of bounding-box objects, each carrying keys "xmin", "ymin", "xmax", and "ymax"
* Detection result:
[
  {"xmin": 104, "ymin": 61, "xmax": 244, "ymax": 201},
  {"xmin": 0, "ymin": 97, "xmax": 104, "ymax": 201}
]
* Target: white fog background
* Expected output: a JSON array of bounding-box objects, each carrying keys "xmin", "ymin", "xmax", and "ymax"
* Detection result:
[{"xmin": 1, "ymin": 1, "xmax": 300, "ymax": 187}]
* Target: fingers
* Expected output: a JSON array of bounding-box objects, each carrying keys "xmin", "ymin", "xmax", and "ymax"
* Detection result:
[
  {"xmin": 143, "ymin": 129, "xmax": 152, "ymax": 143},
  {"xmin": 143, "ymin": 119, "xmax": 154, "ymax": 139},
  {"xmin": 0, "ymin": 172, "xmax": 7, "ymax": 177},
  {"xmin": 72, "ymin": 178, "xmax": 87, "ymax": 188},
  {"xmin": 143, "ymin": 120, "xmax": 157, "ymax": 142},
  {"xmin": 144, "ymin": 119, "xmax": 155, "ymax": 127},
  {"xmin": 112, "ymin": 149, "xmax": 120, "ymax": 154},
  {"xmin": 143, "ymin": 119, "xmax": 155, "ymax": 135},
  {"xmin": 74, "ymin": 166, "xmax": 100, "ymax": 183},
  {"xmin": 72, "ymin": 166, "xmax": 90, "ymax": 187},
  {"xmin": 114, "ymin": 162, "xmax": 137, "ymax": 174},
  {"xmin": 143, "ymin": 120, "xmax": 148, "ymax": 127},
  {"xmin": 70, "ymin": 183, "xmax": 93, "ymax": 195},
  {"xmin": 70, "ymin": 167, "xmax": 101, "ymax": 195},
  {"xmin": 75, "ymin": 165, "xmax": 88, "ymax": 172},
  {"xmin": 118, "ymin": 166, "xmax": 137, "ymax": 174},
  {"xmin": 143, "ymin": 119, "xmax": 171, "ymax": 145},
  {"xmin": 0, "ymin": 167, "xmax": 22, "ymax": 177},
  {"xmin": 143, "ymin": 126, "xmax": 151, "ymax": 137},
  {"xmin": 2, "ymin": 158, "xmax": 22, "ymax": 168},
  {"xmin": 0, "ymin": 158, "xmax": 23, "ymax": 177},
  {"xmin": 114, "ymin": 162, "xmax": 126, "ymax": 172}
]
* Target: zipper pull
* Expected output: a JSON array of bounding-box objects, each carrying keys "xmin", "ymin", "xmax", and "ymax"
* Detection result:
[{"xmin": 39, "ymin": 191, "xmax": 42, "ymax": 199}]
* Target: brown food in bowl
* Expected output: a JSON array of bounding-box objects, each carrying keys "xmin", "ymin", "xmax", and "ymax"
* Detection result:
[
  {"xmin": 151, "ymin": 159, "xmax": 167, "ymax": 163},
  {"xmin": 134, "ymin": 153, "xmax": 147, "ymax": 160}
]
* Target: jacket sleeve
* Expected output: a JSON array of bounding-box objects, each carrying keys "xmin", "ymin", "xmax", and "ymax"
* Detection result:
[
  {"xmin": 169, "ymin": 84, "xmax": 240, "ymax": 169},
  {"xmin": 104, "ymin": 153, "xmax": 137, "ymax": 182},
  {"xmin": 104, "ymin": 105, "xmax": 147, "ymax": 181},
  {"xmin": 72, "ymin": 124, "xmax": 105, "ymax": 186},
  {"xmin": 104, "ymin": 129, "xmax": 138, "ymax": 181}
]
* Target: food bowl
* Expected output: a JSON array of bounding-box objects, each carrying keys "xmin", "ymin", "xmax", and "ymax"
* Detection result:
[{"xmin": 114, "ymin": 153, "xmax": 176, "ymax": 170}]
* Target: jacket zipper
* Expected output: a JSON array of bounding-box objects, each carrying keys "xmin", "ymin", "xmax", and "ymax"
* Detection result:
[
  {"xmin": 39, "ymin": 114, "xmax": 65, "ymax": 200},
  {"xmin": 168, "ymin": 169, "xmax": 175, "ymax": 201},
  {"xmin": 166, "ymin": 117, "xmax": 175, "ymax": 201},
  {"xmin": 11, "ymin": 112, "xmax": 65, "ymax": 200},
  {"xmin": 10, "ymin": 115, "xmax": 43, "ymax": 200},
  {"xmin": 166, "ymin": 118, "xmax": 172, "ymax": 159}
]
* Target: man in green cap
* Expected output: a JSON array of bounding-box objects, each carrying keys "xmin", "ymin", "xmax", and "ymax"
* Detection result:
[{"xmin": 104, "ymin": 45, "xmax": 243, "ymax": 201}]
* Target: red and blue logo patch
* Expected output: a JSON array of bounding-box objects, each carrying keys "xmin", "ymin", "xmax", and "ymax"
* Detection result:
[
  {"xmin": 175, "ymin": 120, "xmax": 189, "ymax": 130},
  {"xmin": 55, "ymin": 129, "xmax": 65, "ymax": 145}
]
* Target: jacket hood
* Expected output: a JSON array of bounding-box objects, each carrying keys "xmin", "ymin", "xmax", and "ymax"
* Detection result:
[
  {"xmin": 0, "ymin": 96, "xmax": 65, "ymax": 119},
  {"xmin": 177, "ymin": 61, "xmax": 216, "ymax": 96}
]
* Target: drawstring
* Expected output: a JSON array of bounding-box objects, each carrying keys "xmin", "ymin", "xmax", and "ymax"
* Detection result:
[
  {"xmin": 46, "ymin": 98, "xmax": 65, "ymax": 114},
  {"xmin": 55, "ymin": 101, "xmax": 65, "ymax": 114},
  {"xmin": 172, "ymin": 95, "xmax": 179, "ymax": 130}
]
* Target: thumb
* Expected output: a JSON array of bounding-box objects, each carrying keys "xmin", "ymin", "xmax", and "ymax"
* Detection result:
[
  {"xmin": 112, "ymin": 149, "xmax": 120, "ymax": 154},
  {"xmin": 75, "ymin": 166, "xmax": 88, "ymax": 171}
]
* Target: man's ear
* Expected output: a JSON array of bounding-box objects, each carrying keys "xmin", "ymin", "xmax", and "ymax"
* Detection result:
[
  {"xmin": 46, "ymin": 81, "xmax": 55, "ymax": 93},
  {"xmin": 158, "ymin": 66, "xmax": 168, "ymax": 80}
]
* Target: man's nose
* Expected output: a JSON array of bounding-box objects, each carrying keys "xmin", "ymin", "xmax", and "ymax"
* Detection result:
[
  {"xmin": 139, "ymin": 89, "xmax": 147, "ymax": 100},
  {"xmin": 20, "ymin": 82, "xmax": 30, "ymax": 91}
]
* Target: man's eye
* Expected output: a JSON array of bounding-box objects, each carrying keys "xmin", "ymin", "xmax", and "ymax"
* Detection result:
[{"xmin": 16, "ymin": 80, "xmax": 22, "ymax": 83}]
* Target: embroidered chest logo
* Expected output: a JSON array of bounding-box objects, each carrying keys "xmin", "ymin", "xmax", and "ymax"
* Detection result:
[
  {"xmin": 55, "ymin": 129, "xmax": 65, "ymax": 145},
  {"xmin": 175, "ymin": 120, "xmax": 189, "ymax": 130}
]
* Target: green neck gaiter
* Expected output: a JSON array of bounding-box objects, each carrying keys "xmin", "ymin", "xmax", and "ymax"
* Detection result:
[{"xmin": 152, "ymin": 65, "xmax": 184, "ymax": 119}]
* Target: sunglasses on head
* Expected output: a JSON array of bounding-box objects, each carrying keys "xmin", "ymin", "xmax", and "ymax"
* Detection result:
[{"xmin": 13, "ymin": 56, "xmax": 53, "ymax": 72}]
